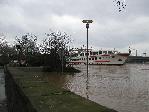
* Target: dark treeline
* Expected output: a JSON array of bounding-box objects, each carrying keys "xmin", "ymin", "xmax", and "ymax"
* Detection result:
[{"xmin": 0, "ymin": 31, "xmax": 76, "ymax": 72}]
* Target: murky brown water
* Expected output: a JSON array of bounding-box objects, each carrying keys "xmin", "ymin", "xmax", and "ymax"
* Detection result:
[{"xmin": 46, "ymin": 64, "xmax": 149, "ymax": 112}]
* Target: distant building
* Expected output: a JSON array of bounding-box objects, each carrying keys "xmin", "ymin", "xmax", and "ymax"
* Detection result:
[{"xmin": 127, "ymin": 56, "xmax": 149, "ymax": 63}]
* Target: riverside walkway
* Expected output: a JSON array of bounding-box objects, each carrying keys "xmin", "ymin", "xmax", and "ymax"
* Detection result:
[
  {"xmin": 0, "ymin": 67, "xmax": 7, "ymax": 112},
  {"xmin": 5, "ymin": 67, "xmax": 117, "ymax": 112}
]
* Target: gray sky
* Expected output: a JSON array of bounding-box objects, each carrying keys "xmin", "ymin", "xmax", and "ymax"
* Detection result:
[{"xmin": 0, "ymin": 0, "xmax": 149, "ymax": 55}]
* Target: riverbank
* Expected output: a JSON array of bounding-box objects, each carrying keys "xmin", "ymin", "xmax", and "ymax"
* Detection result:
[
  {"xmin": 5, "ymin": 67, "xmax": 117, "ymax": 112},
  {"xmin": 0, "ymin": 68, "xmax": 7, "ymax": 112},
  {"xmin": 0, "ymin": 100, "xmax": 7, "ymax": 112}
]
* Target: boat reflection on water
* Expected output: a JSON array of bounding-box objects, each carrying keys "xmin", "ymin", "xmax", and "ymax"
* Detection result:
[{"xmin": 45, "ymin": 64, "xmax": 149, "ymax": 112}]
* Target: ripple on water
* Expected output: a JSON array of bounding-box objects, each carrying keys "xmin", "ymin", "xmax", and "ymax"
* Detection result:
[{"xmin": 46, "ymin": 64, "xmax": 149, "ymax": 112}]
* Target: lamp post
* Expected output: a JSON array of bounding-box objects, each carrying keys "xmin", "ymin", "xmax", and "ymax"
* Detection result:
[
  {"xmin": 143, "ymin": 52, "xmax": 147, "ymax": 57},
  {"xmin": 82, "ymin": 20, "xmax": 93, "ymax": 99},
  {"xmin": 82, "ymin": 20, "xmax": 93, "ymax": 79}
]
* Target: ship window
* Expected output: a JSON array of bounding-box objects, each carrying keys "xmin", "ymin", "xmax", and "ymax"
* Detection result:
[
  {"xmin": 118, "ymin": 59, "xmax": 122, "ymax": 61},
  {"xmin": 89, "ymin": 58, "xmax": 91, "ymax": 60},
  {"xmin": 90, "ymin": 51, "xmax": 93, "ymax": 55},
  {"xmin": 95, "ymin": 57, "xmax": 97, "ymax": 60},
  {"xmin": 72, "ymin": 59, "xmax": 79, "ymax": 61},
  {"xmin": 92, "ymin": 58, "xmax": 94, "ymax": 60},
  {"xmin": 99, "ymin": 57, "xmax": 101, "ymax": 59},
  {"xmin": 93, "ymin": 52, "xmax": 98, "ymax": 55},
  {"xmin": 108, "ymin": 51, "xmax": 112, "ymax": 54},
  {"xmin": 72, "ymin": 53, "xmax": 78, "ymax": 57},
  {"xmin": 112, "ymin": 56, "xmax": 115, "ymax": 58},
  {"xmin": 103, "ymin": 51, "xmax": 107, "ymax": 54},
  {"xmin": 99, "ymin": 51, "xmax": 102, "ymax": 54},
  {"xmin": 80, "ymin": 53, "xmax": 84, "ymax": 56},
  {"xmin": 85, "ymin": 53, "xmax": 89, "ymax": 56}
]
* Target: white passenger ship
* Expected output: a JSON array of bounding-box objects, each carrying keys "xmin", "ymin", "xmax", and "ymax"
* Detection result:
[{"xmin": 66, "ymin": 49, "xmax": 130, "ymax": 65}]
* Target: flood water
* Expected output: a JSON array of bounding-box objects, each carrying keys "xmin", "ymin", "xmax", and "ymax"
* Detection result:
[
  {"xmin": 0, "ymin": 68, "xmax": 7, "ymax": 112},
  {"xmin": 46, "ymin": 64, "xmax": 149, "ymax": 112}
]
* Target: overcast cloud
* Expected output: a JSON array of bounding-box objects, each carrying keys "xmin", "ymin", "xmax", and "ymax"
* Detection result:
[{"xmin": 0, "ymin": 0, "xmax": 149, "ymax": 55}]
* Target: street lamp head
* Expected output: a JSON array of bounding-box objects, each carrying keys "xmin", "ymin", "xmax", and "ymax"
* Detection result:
[{"xmin": 82, "ymin": 20, "xmax": 93, "ymax": 23}]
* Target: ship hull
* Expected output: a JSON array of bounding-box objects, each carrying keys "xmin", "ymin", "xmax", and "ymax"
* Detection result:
[
  {"xmin": 67, "ymin": 53, "xmax": 129, "ymax": 65},
  {"xmin": 66, "ymin": 48, "xmax": 130, "ymax": 65}
]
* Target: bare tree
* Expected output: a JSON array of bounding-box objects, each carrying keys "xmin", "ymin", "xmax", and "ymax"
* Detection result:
[
  {"xmin": 15, "ymin": 33, "xmax": 39, "ymax": 66},
  {"xmin": 15, "ymin": 33, "xmax": 39, "ymax": 55},
  {"xmin": 40, "ymin": 31, "xmax": 71, "ymax": 54},
  {"xmin": 0, "ymin": 35, "xmax": 9, "ymax": 55},
  {"xmin": 40, "ymin": 31, "xmax": 71, "ymax": 70},
  {"xmin": 0, "ymin": 34, "xmax": 16, "ymax": 65}
]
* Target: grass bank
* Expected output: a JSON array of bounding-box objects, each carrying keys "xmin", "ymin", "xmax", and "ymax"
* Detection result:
[{"xmin": 6, "ymin": 67, "xmax": 117, "ymax": 112}]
